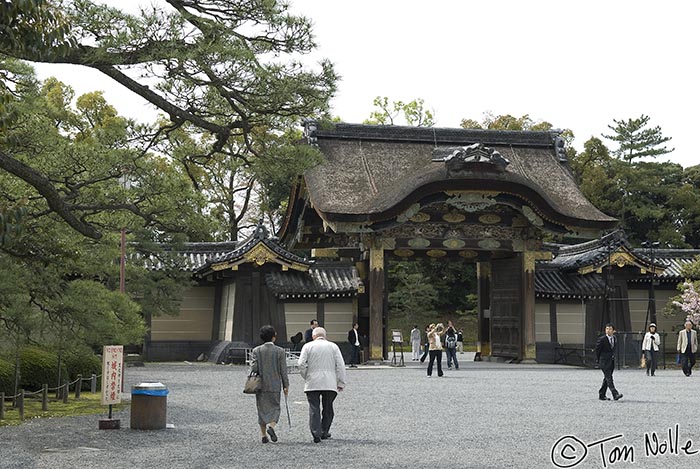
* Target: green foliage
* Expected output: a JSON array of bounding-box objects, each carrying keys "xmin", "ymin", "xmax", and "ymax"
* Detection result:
[
  {"xmin": 365, "ymin": 97, "xmax": 435, "ymax": 127},
  {"xmin": 0, "ymin": 67, "xmax": 197, "ymax": 356},
  {"xmin": 602, "ymin": 114, "xmax": 674, "ymax": 162},
  {"xmin": 16, "ymin": 346, "xmax": 67, "ymax": 392},
  {"xmin": 0, "ymin": 0, "xmax": 77, "ymax": 62},
  {"xmin": 387, "ymin": 259, "xmax": 477, "ymax": 342},
  {"xmin": 570, "ymin": 136, "xmax": 700, "ymax": 247},
  {"xmin": 2, "ymin": 1, "xmax": 337, "ymax": 242},
  {"xmin": 63, "ymin": 347, "xmax": 101, "ymax": 384},
  {"xmin": 0, "ymin": 392, "xmax": 128, "ymax": 426},
  {"xmin": 461, "ymin": 112, "xmax": 559, "ymax": 132},
  {"xmin": 388, "ymin": 262, "xmax": 439, "ymax": 320},
  {"xmin": 680, "ymin": 256, "xmax": 700, "ymax": 279},
  {"xmin": 0, "ymin": 357, "xmax": 12, "ymax": 395}
]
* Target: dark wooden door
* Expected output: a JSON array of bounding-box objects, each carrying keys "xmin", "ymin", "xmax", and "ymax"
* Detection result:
[{"xmin": 489, "ymin": 257, "xmax": 522, "ymax": 359}]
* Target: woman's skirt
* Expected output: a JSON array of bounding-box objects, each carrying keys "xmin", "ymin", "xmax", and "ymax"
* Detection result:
[{"xmin": 256, "ymin": 391, "xmax": 281, "ymax": 425}]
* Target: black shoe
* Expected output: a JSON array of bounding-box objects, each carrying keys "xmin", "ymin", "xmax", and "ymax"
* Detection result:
[
  {"xmin": 613, "ymin": 393, "xmax": 623, "ymax": 401},
  {"xmin": 262, "ymin": 436, "xmax": 269, "ymax": 444},
  {"xmin": 313, "ymin": 436, "xmax": 321, "ymax": 443},
  {"xmin": 267, "ymin": 427, "xmax": 277, "ymax": 442},
  {"xmin": 599, "ymin": 396, "xmax": 610, "ymax": 401},
  {"xmin": 321, "ymin": 433, "xmax": 331, "ymax": 440}
]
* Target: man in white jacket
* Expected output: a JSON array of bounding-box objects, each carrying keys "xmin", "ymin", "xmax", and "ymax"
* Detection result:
[{"xmin": 298, "ymin": 327, "xmax": 347, "ymax": 443}]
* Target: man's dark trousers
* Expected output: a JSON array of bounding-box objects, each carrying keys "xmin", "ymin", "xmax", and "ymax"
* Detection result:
[
  {"xmin": 306, "ymin": 390, "xmax": 337, "ymax": 438},
  {"xmin": 681, "ymin": 348, "xmax": 696, "ymax": 376},
  {"xmin": 350, "ymin": 344, "xmax": 360, "ymax": 365},
  {"xmin": 599, "ymin": 355, "xmax": 619, "ymax": 398}
]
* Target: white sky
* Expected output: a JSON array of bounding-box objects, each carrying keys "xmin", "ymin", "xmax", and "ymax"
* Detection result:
[{"xmin": 33, "ymin": 0, "xmax": 698, "ymax": 167}]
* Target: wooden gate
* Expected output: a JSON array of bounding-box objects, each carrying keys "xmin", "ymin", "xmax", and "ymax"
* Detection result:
[{"xmin": 489, "ymin": 256, "xmax": 522, "ymax": 359}]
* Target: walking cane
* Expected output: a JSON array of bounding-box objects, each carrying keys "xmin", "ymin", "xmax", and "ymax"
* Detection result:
[{"xmin": 284, "ymin": 393, "xmax": 291, "ymax": 428}]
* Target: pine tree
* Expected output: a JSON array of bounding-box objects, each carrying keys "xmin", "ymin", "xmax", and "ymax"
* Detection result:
[{"xmin": 602, "ymin": 114, "xmax": 674, "ymax": 162}]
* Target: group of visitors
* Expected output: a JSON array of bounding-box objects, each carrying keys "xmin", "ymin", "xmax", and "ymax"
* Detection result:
[
  {"xmin": 596, "ymin": 319, "xmax": 699, "ymax": 402},
  {"xmin": 409, "ymin": 321, "xmax": 463, "ymax": 377}
]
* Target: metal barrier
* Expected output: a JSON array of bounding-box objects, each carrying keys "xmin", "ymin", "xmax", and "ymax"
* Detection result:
[
  {"xmin": 615, "ymin": 331, "xmax": 667, "ymax": 370},
  {"xmin": 243, "ymin": 348, "xmax": 300, "ymax": 374},
  {"xmin": 0, "ymin": 373, "xmax": 100, "ymax": 422},
  {"xmin": 548, "ymin": 331, "xmax": 668, "ymax": 369}
]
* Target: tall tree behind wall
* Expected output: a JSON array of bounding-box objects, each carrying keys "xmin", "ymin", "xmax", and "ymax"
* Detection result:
[
  {"xmin": 0, "ymin": 60, "xmax": 204, "ymax": 359},
  {"xmin": 1, "ymin": 0, "xmax": 338, "ymax": 241}
]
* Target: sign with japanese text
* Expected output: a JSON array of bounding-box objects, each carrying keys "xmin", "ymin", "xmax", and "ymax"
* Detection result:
[{"xmin": 101, "ymin": 345, "xmax": 124, "ymax": 405}]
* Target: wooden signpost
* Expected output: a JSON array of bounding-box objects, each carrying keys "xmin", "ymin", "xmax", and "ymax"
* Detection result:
[{"xmin": 99, "ymin": 345, "xmax": 123, "ymax": 430}]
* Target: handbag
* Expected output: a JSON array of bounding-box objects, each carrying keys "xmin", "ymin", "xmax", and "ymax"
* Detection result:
[
  {"xmin": 243, "ymin": 371, "xmax": 261, "ymax": 394},
  {"xmin": 640, "ymin": 354, "xmax": 646, "ymax": 368}
]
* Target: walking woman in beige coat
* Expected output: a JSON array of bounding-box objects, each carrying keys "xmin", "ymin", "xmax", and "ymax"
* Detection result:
[{"xmin": 250, "ymin": 325, "xmax": 289, "ymax": 443}]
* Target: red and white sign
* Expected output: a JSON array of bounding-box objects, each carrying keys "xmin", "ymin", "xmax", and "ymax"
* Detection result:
[{"xmin": 101, "ymin": 345, "xmax": 124, "ymax": 405}]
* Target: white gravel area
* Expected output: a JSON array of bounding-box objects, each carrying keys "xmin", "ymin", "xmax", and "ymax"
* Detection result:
[{"xmin": 1, "ymin": 359, "xmax": 699, "ymax": 469}]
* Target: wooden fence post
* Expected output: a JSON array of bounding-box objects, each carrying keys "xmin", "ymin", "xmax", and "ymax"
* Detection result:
[
  {"xmin": 18, "ymin": 390, "xmax": 24, "ymax": 421},
  {"xmin": 91, "ymin": 374, "xmax": 97, "ymax": 393},
  {"xmin": 75, "ymin": 375, "xmax": 82, "ymax": 399},
  {"xmin": 62, "ymin": 381, "xmax": 69, "ymax": 404},
  {"xmin": 0, "ymin": 392, "xmax": 4, "ymax": 420},
  {"xmin": 42, "ymin": 384, "xmax": 48, "ymax": 411}
]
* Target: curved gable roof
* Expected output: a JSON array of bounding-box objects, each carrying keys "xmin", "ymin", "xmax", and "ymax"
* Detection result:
[
  {"xmin": 302, "ymin": 123, "xmax": 616, "ymax": 232},
  {"xmin": 197, "ymin": 224, "xmax": 311, "ymax": 275}
]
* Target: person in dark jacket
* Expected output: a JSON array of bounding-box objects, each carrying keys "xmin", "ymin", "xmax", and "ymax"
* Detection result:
[
  {"xmin": 304, "ymin": 319, "xmax": 318, "ymax": 344},
  {"xmin": 250, "ymin": 325, "xmax": 289, "ymax": 443},
  {"xmin": 347, "ymin": 322, "xmax": 361, "ymax": 367},
  {"xmin": 595, "ymin": 323, "xmax": 622, "ymax": 401}
]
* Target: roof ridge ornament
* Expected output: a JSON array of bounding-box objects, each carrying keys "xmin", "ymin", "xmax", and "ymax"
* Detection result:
[{"xmin": 433, "ymin": 143, "xmax": 510, "ymax": 177}]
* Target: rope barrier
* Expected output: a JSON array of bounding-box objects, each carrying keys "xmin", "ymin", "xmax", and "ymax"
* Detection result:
[{"xmin": 1, "ymin": 373, "xmax": 104, "ymax": 422}]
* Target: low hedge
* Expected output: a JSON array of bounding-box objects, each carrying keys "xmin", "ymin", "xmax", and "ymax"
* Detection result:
[
  {"xmin": 63, "ymin": 347, "xmax": 102, "ymax": 390},
  {"xmin": 18, "ymin": 347, "xmax": 68, "ymax": 392},
  {"xmin": 0, "ymin": 357, "xmax": 14, "ymax": 395},
  {"xmin": 0, "ymin": 346, "xmax": 102, "ymax": 394}
]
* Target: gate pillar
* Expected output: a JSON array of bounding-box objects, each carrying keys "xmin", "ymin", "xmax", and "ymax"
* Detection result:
[{"xmin": 369, "ymin": 241, "xmax": 385, "ymax": 360}]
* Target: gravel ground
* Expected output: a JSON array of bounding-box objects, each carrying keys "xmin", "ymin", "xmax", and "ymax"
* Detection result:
[{"xmin": 1, "ymin": 357, "xmax": 700, "ymax": 469}]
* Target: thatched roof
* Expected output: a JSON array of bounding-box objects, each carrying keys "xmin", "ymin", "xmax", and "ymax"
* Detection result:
[{"xmin": 301, "ymin": 123, "xmax": 616, "ymax": 232}]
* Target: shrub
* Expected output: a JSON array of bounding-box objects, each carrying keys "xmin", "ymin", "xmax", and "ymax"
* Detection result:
[
  {"xmin": 63, "ymin": 347, "xmax": 102, "ymax": 390},
  {"xmin": 18, "ymin": 347, "xmax": 68, "ymax": 392},
  {"xmin": 0, "ymin": 357, "xmax": 14, "ymax": 395}
]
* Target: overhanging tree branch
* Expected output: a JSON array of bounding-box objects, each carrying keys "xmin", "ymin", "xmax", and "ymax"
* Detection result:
[{"xmin": 0, "ymin": 150, "xmax": 102, "ymax": 239}]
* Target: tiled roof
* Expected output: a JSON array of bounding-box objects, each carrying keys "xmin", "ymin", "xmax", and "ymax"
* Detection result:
[
  {"xmin": 265, "ymin": 264, "xmax": 360, "ymax": 298},
  {"xmin": 536, "ymin": 232, "xmax": 700, "ymax": 297},
  {"xmin": 196, "ymin": 224, "xmax": 311, "ymax": 274},
  {"xmin": 544, "ymin": 230, "xmax": 629, "ymax": 271},
  {"xmin": 535, "ymin": 269, "xmax": 606, "ymax": 299},
  {"xmin": 630, "ymin": 249, "xmax": 700, "ymax": 282},
  {"xmin": 134, "ymin": 241, "xmax": 238, "ymax": 271}
]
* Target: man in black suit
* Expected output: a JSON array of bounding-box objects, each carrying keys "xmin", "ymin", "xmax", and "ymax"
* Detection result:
[
  {"xmin": 347, "ymin": 323, "xmax": 360, "ymax": 368},
  {"xmin": 596, "ymin": 323, "xmax": 623, "ymax": 401},
  {"xmin": 304, "ymin": 319, "xmax": 318, "ymax": 344}
]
